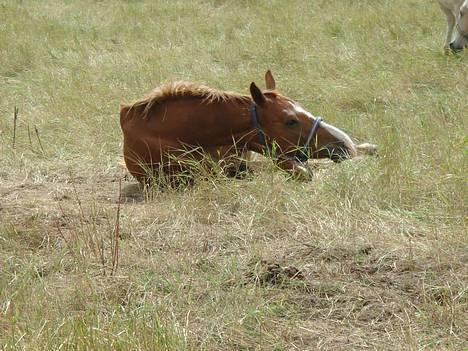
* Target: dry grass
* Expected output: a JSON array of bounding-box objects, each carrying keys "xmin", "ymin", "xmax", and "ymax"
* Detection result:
[{"xmin": 0, "ymin": 0, "xmax": 467, "ymax": 350}]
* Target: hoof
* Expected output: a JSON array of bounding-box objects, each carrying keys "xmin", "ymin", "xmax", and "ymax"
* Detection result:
[
  {"xmin": 290, "ymin": 163, "xmax": 313, "ymax": 181},
  {"xmin": 356, "ymin": 143, "xmax": 378, "ymax": 156}
]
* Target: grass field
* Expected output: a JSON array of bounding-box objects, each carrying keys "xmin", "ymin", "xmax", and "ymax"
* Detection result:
[{"xmin": 0, "ymin": 0, "xmax": 467, "ymax": 350}]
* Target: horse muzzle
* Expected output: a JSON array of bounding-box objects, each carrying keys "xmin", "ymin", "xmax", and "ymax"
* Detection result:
[
  {"xmin": 449, "ymin": 41, "xmax": 466, "ymax": 52},
  {"xmin": 317, "ymin": 142, "xmax": 357, "ymax": 162}
]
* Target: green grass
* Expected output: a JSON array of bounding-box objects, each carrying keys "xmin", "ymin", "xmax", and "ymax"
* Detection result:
[{"xmin": 0, "ymin": 0, "xmax": 467, "ymax": 350}]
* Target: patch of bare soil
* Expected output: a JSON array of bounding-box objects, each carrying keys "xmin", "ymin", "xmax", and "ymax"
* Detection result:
[
  {"xmin": 0, "ymin": 172, "xmax": 138, "ymax": 254},
  {"xmin": 244, "ymin": 259, "xmax": 305, "ymax": 286}
]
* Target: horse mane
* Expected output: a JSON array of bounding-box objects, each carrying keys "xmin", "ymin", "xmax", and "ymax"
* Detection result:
[{"xmin": 122, "ymin": 81, "xmax": 251, "ymax": 119}]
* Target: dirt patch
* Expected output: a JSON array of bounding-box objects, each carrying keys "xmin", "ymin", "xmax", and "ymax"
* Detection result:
[{"xmin": 245, "ymin": 259, "xmax": 305, "ymax": 286}]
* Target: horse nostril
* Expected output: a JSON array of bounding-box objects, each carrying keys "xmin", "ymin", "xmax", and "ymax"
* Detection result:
[
  {"xmin": 330, "ymin": 154, "xmax": 343, "ymax": 163},
  {"xmin": 449, "ymin": 42, "xmax": 463, "ymax": 52}
]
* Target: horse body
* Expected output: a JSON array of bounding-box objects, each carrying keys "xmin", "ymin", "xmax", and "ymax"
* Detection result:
[
  {"xmin": 120, "ymin": 71, "xmax": 358, "ymax": 184},
  {"xmin": 438, "ymin": 0, "xmax": 468, "ymax": 51},
  {"xmin": 121, "ymin": 95, "xmax": 255, "ymax": 181}
]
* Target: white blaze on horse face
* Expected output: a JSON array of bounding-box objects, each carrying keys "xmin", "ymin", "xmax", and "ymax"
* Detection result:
[
  {"xmin": 320, "ymin": 121, "xmax": 357, "ymax": 157},
  {"xmin": 288, "ymin": 101, "xmax": 357, "ymax": 157}
]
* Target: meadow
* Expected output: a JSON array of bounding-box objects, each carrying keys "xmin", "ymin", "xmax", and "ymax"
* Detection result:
[{"xmin": 0, "ymin": 0, "xmax": 466, "ymax": 350}]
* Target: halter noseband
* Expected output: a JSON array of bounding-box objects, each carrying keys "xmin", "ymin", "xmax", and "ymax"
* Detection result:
[{"xmin": 249, "ymin": 104, "xmax": 323, "ymax": 163}]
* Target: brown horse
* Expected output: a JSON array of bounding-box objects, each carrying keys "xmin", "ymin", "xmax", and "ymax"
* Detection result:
[{"xmin": 120, "ymin": 71, "xmax": 357, "ymax": 184}]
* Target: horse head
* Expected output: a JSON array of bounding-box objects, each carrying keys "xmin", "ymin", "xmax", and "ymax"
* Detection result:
[
  {"xmin": 450, "ymin": 0, "xmax": 468, "ymax": 51},
  {"xmin": 249, "ymin": 71, "xmax": 357, "ymax": 163}
]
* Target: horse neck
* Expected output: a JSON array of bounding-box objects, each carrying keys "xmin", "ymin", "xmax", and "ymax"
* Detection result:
[{"xmin": 214, "ymin": 98, "xmax": 257, "ymax": 145}]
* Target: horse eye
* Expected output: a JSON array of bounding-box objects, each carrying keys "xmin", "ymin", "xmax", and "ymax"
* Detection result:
[{"xmin": 285, "ymin": 119, "xmax": 299, "ymax": 127}]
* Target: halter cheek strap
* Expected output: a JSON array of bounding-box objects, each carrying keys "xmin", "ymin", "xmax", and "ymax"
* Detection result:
[
  {"xmin": 249, "ymin": 103, "xmax": 323, "ymax": 163},
  {"xmin": 295, "ymin": 116, "xmax": 323, "ymax": 163},
  {"xmin": 249, "ymin": 104, "xmax": 267, "ymax": 147}
]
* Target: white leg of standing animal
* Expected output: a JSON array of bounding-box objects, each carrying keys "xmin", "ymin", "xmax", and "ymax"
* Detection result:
[{"xmin": 439, "ymin": 4, "xmax": 456, "ymax": 50}]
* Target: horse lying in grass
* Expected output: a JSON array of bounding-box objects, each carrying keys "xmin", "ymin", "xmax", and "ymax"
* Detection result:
[
  {"xmin": 438, "ymin": 0, "xmax": 468, "ymax": 51},
  {"xmin": 120, "ymin": 71, "xmax": 375, "ymax": 186}
]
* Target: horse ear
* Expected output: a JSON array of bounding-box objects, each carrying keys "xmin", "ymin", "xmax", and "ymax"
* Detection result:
[
  {"xmin": 250, "ymin": 82, "xmax": 266, "ymax": 105},
  {"xmin": 265, "ymin": 70, "xmax": 276, "ymax": 90}
]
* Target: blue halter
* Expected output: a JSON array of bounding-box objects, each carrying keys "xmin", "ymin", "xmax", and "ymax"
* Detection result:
[
  {"xmin": 249, "ymin": 103, "xmax": 323, "ymax": 163},
  {"xmin": 249, "ymin": 104, "xmax": 267, "ymax": 147}
]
